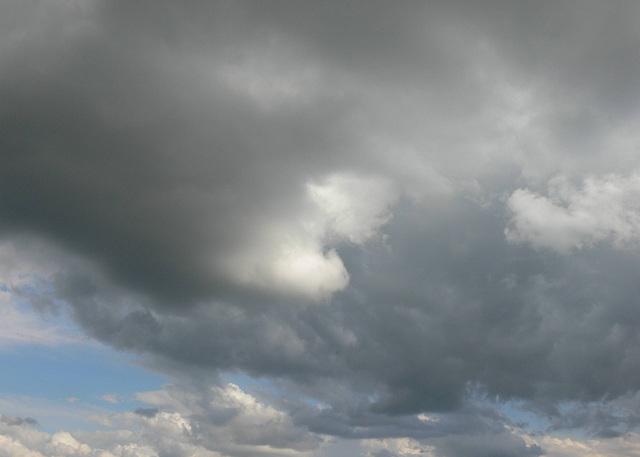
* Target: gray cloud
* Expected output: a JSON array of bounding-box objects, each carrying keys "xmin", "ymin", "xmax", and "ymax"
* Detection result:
[
  {"xmin": 0, "ymin": 385, "xmax": 319, "ymax": 457},
  {"xmin": 4, "ymin": 0, "xmax": 640, "ymax": 454},
  {"xmin": 428, "ymin": 433, "xmax": 544, "ymax": 457},
  {"xmin": 134, "ymin": 408, "xmax": 159, "ymax": 418},
  {"xmin": 47, "ymin": 199, "xmax": 640, "ymax": 416},
  {"xmin": 0, "ymin": 415, "xmax": 37, "ymax": 426}
]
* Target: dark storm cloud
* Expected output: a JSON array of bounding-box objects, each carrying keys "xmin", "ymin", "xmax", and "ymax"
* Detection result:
[
  {"xmin": 4, "ymin": 0, "xmax": 640, "ymax": 302},
  {"xmin": 281, "ymin": 393, "xmax": 513, "ymax": 440},
  {"xmin": 1, "ymin": 0, "xmax": 362, "ymax": 304},
  {"xmin": 4, "ymin": 0, "xmax": 640, "ymax": 451},
  {"xmin": 49, "ymin": 197, "xmax": 640, "ymax": 426}
]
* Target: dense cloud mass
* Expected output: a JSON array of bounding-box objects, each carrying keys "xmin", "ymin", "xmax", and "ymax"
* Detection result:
[{"xmin": 3, "ymin": 0, "xmax": 640, "ymax": 456}]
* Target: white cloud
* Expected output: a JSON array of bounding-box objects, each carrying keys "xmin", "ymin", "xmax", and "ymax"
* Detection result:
[
  {"xmin": 0, "ymin": 431, "xmax": 47, "ymax": 457},
  {"xmin": 307, "ymin": 173, "xmax": 398, "ymax": 245},
  {"xmin": 416, "ymin": 413, "xmax": 439, "ymax": 423},
  {"xmin": 219, "ymin": 172, "xmax": 399, "ymax": 302},
  {"xmin": 49, "ymin": 432, "xmax": 92, "ymax": 456},
  {"xmin": 219, "ymin": 224, "xmax": 350, "ymax": 302},
  {"xmin": 4, "ymin": 383, "xmax": 640, "ymax": 457},
  {"xmin": 506, "ymin": 173, "xmax": 640, "ymax": 252},
  {"xmin": 135, "ymin": 383, "xmax": 320, "ymax": 456},
  {"xmin": 0, "ymin": 382, "xmax": 320, "ymax": 457},
  {"xmin": 100, "ymin": 395, "xmax": 118, "ymax": 405},
  {"xmin": 360, "ymin": 438, "xmax": 436, "ymax": 457}
]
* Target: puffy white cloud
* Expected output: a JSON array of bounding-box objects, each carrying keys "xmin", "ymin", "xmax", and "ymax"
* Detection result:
[
  {"xmin": 0, "ymin": 433, "xmax": 47, "ymax": 457},
  {"xmin": 49, "ymin": 432, "xmax": 92, "ymax": 456},
  {"xmin": 0, "ymin": 382, "xmax": 320, "ymax": 457},
  {"xmin": 360, "ymin": 437, "xmax": 436, "ymax": 457},
  {"xmin": 506, "ymin": 173, "xmax": 640, "ymax": 252},
  {"xmin": 135, "ymin": 382, "xmax": 321, "ymax": 455}
]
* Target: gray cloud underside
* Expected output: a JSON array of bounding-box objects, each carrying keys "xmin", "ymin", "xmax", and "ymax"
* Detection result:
[
  {"xmin": 53, "ymin": 201, "xmax": 640, "ymax": 416},
  {"xmin": 4, "ymin": 0, "xmax": 640, "ymax": 451}
]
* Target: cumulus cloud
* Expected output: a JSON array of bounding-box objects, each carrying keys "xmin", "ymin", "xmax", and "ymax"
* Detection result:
[
  {"xmin": 4, "ymin": 0, "xmax": 640, "ymax": 456},
  {"xmin": 361, "ymin": 437, "xmax": 436, "ymax": 457},
  {"xmin": 0, "ymin": 383, "xmax": 321, "ymax": 457},
  {"xmin": 506, "ymin": 173, "xmax": 640, "ymax": 252}
]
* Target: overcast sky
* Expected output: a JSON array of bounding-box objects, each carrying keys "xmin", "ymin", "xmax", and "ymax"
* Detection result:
[{"xmin": 3, "ymin": 1, "xmax": 640, "ymax": 456}]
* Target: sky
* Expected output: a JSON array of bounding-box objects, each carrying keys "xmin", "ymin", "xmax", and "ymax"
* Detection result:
[{"xmin": 3, "ymin": 1, "xmax": 640, "ymax": 456}]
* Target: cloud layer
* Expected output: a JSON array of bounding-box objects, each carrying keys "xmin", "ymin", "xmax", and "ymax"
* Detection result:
[{"xmin": 4, "ymin": 1, "xmax": 640, "ymax": 456}]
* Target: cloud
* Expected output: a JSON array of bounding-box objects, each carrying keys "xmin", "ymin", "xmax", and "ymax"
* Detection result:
[
  {"xmin": 132, "ymin": 383, "xmax": 322, "ymax": 454},
  {"xmin": 506, "ymin": 173, "xmax": 640, "ymax": 252},
  {"xmin": 0, "ymin": 383, "xmax": 322, "ymax": 457},
  {"xmin": 307, "ymin": 173, "xmax": 398, "ymax": 245},
  {"xmin": 4, "ymin": 0, "xmax": 640, "ymax": 455},
  {"xmin": 0, "ymin": 287, "xmax": 78, "ymax": 348},
  {"xmin": 133, "ymin": 408, "xmax": 158, "ymax": 419},
  {"xmin": 361, "ymin": 437, "xmax": 436, "ymax": 457},
  {"xmin": 426, "ymin": 433, "xmax": 544, "ymax": 457},
  {"xmin": 0, "ymin": 394, "xmax": 117, "ymax": 434},
  {"xmin": 101, "ymin": 395, "xmax": 119, "ymax": 405},
  {"xmin": 0, "ymin": 415, "xmax": 37, "ymax": 427},
  {"xmin": 0, "ymin": 239, "xmax": 82, "ymax": 347},
  {"xmin": 222, "ymin": 172, "xmax": 400, "ymax": 300},
  {"xmin": 514, "ymin": 428, "xmax": 640, "ymax": 457},
  {"xmin": 360, "ymin": 433, "xmax": 544, "ymax": 457},
  {"xmin": 0, "ymin": 0, "xmax": 458, "ymax": 306}
]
